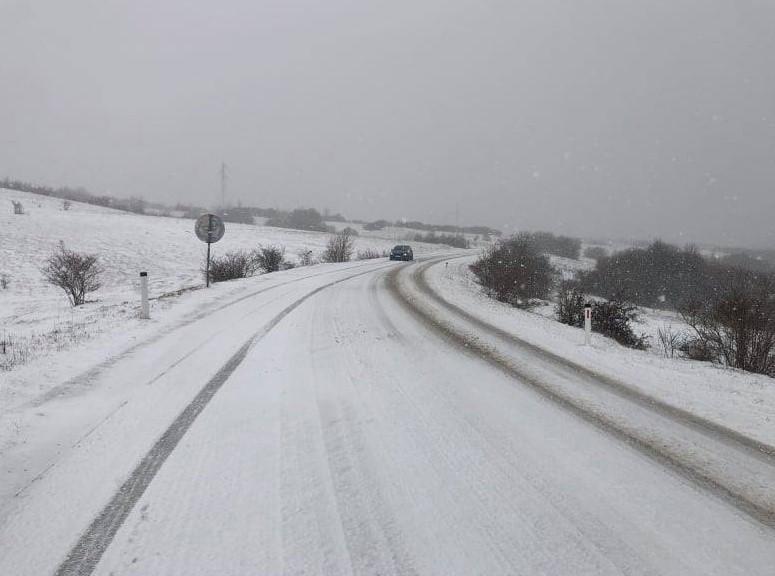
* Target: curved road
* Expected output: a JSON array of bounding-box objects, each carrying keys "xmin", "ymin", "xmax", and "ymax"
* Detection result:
[{"xmin": 2, "ymin": 257, "xmax": 774, "ymax": 575}]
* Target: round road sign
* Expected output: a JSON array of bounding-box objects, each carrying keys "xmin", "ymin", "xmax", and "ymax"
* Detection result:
[{"xmin": 195, "ymin": 213, "xmax": 226, "ymax": 244}]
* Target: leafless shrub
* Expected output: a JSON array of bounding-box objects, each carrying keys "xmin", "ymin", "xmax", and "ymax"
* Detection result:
[
  {"xmin": 679, "ymin": 335, "xmax": 717, "ymax": 362},
  {"xmin": 42, "ymin": 241, "xmax": 103, "ymax": 306},
  {"xmin": 322, "ymin": 229, "xmax": 355, "ymax": 263},
  {"xmin": 680, "ymin": 274, "xmax": 775, "ymax": 376},
  {"xmin": 556, "ymin": 282, "xmax": 585, "ymax": 326},
  {"xmin": 657, "ymin": 324, "xmax": 685, "ymax": 358},
  {"xmin": 470, "ymin": 233, "xmax": 554, "ymax": 309},
  {"xmin": 252, "ymin": 245, "xmax": 286, "ymax": 273},
  {"xmin": 555, "ymin": 284, "xmax": 648, "ymax": 349},
  {"xmin": 297, "ymin": 249, "xmax": 315, "ymax": 266},
  {"xmin": 207, "ymin": 250, "xmax": 258, "ymax": 283},
  {"xmin": 356, "ymin": 248, "xmax": 387, "ymax": 260}
]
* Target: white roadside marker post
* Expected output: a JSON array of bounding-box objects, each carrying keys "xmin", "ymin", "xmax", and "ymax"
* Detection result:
[
  {"xmin": 584, "ymin": 302, "xmax": 592, "ymax": 346},
  {"xmin": 140, "ymin": 271, "xmax": 150, "ymax": 319}
]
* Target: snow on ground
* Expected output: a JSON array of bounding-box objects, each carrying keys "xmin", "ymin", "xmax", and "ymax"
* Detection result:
[
  {"xmin": 3, "ymin": 259, "xmax": 773, "ymax": 576},
  {"xmin": 0, "ymin": 188, "xmax": 443, "ymax": 411},
  {"xmin": 428, "ymin": 257, "xmax": 775, "ymax": 447}
]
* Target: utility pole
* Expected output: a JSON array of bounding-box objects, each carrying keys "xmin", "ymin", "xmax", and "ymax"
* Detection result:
[{"xmin": 220, "ymin": 162, "xmax": 227, "ymax": 210}]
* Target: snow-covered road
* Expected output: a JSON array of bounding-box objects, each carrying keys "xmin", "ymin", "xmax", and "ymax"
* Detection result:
[{"xmin": 2, "ymin": 256, "xmax": 774, "ymax": 575}]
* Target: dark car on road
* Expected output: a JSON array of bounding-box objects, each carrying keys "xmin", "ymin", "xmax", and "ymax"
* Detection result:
[{"xmin": 389, "ymin": 245, "xmax": 414, "ymax": 261}]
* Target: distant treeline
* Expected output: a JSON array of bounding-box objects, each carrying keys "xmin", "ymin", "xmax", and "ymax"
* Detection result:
[
  {"xmin": 363, "ymin": 219, "xmax": 501, "ymax": 237},
  {"xmin": 264, "ymin": 208, "xmax": 333, "ymax": 232},
  {"xmin": 524, "ymin": 231, "xmax": 582, "ymax": 260},
  {"xmin": 577, "ymin": 240, "xmax": 775, "ymax": 310},
  {"xmin": 3, "ymin": 176, "xmax": 495, "ymax": 238},
  {"xmin": 1, "ymin": 177, "xmax": 150, "ymax": 214},
  {"xmin": 713, "ymin": 250, "xmax": 775, "ymax": 274},
  {"xmin": 412, "ymin": 232, "xmax": 470, "ymax": 248}
]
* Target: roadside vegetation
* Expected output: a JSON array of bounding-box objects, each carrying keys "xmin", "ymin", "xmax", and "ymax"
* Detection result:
[
  {"xmin": 42, "ymin": 241, "xmax": 103, "ymax": 306},
  {"xmin": 253, "ymin": 245, "xmax": 287, "ymax": 273},
  {"xmin": 322, "ymin": 229, "xmax": 355, "ymax": 263},
  {"xmin": 207, "ymin": 245, "xmax": 291, "ymax": 283},
  {"xmin": 357, "ymin": 248, "xmax": 388, "ymax": 260},
  {"xmin": 556, "ymin": 284, "xmax": 648, "ymax": 349},
  {"xmin": 472, "ymin": 233, "xmax": 775, "ymax": 375},
  {"xmin": 470, "ymin": 233, "xmax": 554, "ymax": 309}
]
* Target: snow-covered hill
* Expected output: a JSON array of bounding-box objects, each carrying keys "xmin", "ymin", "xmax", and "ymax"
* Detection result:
[{"xmin": 0, "ymin": 188, "xmax": 451, "ymax": 398}]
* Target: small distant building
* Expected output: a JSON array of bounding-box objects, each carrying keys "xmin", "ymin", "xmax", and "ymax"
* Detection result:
[{"xmin": 11, "ymin": 200, "xmax": 24, "ymax": 215}]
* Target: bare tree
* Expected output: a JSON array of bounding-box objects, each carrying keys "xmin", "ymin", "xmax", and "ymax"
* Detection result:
[
  {"xmin": 656, "ymin": 324, "xmax": 685, "ymax": 358},
  {"xmin": 42, "ymin": 241, "xmax": 103, "ymax": 306},
  {"xmin": 681, "ymin": 274, "xmax": 775, "ymax": 376},
  {"xmin": 322, "ymin": 229, "xmax": 355, "ymax": 263}
]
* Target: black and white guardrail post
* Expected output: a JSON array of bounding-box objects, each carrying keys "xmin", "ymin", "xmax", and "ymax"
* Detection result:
[
  {"xmin": 140, "ymin": 271, "xmax": 149, "ymax": 319},
  {"xmin": 584, "ymin": 302, "xmax": 592, "ymax": 346}
]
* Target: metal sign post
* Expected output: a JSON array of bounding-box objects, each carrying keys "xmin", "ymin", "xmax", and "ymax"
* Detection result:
[
  {"xmin": 584, "ymin": 303, "xmax": 592, "ymax": 346},
  {"xmin": 195, "ymin": 213, "xmax": 226, "ymax": 287}
]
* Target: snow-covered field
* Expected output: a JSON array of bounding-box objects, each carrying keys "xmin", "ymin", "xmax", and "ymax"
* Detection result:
[
  {"xmin": 0, "ymin": 187, "xmax": 443, "ymax": 408},
  {"xmin": 2, "ymin": 190, "xmax": 774, "ymax": 575}
]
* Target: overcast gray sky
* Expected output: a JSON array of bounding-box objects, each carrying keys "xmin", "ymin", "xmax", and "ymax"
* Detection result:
[{"xmin": 2, "ymin": 0, "xmax": 774, "ymax": 247}]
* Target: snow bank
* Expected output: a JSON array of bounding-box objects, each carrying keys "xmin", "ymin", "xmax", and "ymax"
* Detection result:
[{"xmin": 427, "ymin": 257, "xmax": 775, "ymax": 447}]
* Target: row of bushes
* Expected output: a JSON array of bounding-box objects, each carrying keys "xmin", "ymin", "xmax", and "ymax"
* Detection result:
[
  {"xmin": 576, "ymin": 240, "xmax": 775, "ymax": 313},
  {"xmin": 470, "ymin": 235, "xmax": 775, "ymax": 377},
  {"xmin": 209, "ymin": 229, "xmax": 360, "ymax": 282},
  {"xmin": 39, "ymin": 229, "xmax": 383, "ymax": 307},
  {"xmin": 470, "ymin": 235, "xmax": 646, "ymax": 347},
  {"xmin": 206, "ymin": 245, "xmax": 288, "ymax": 282},
  {"xmin": 578, "ymin": 241, "xmax": 707, "ymax": 309}
]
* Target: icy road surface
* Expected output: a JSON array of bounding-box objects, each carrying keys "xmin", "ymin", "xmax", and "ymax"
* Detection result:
[{"xmin": 1, "ymin": 256, "xmax": 774, "ymax": 575}]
